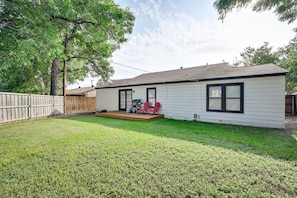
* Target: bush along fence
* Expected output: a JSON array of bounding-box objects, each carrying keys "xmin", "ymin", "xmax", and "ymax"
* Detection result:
[{"xmin": 0, "ymin": 92, "xmax": 64, "ymax": 124}]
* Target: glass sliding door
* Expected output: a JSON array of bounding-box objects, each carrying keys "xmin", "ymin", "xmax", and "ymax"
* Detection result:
[{"xmin": 119, "ymin": 89, "xmax": 132, "ymax": 111}]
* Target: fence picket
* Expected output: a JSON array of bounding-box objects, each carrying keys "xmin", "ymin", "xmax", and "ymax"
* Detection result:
[
  {"xmin": 0, "ymin": 92, "xmax": 64, "ymax": 124},
  {"xmin": 65, "ymin": 96, "xmax": 96, "ymax": 114},
  {"xmin": 0, "ymin": 92, "xmax": 96, "ymax": 124},
  {"xmin": 285, "ymin": 95, "xmax": 297, "ymax": 115}
]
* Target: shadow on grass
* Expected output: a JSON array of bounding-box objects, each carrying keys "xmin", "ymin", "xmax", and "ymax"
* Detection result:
[{"xmin": 60, "ymin": 115, "xmax": 297, "ymax": 161}]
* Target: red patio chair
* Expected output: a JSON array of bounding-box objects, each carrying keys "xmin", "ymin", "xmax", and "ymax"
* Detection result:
[
  {"xmin": 138, "ymin": 102, "xmax": 150, "ymax": 114},
  {"xmin": 149, "ymin": 102, "xmax": 160, "ymax": 114}
]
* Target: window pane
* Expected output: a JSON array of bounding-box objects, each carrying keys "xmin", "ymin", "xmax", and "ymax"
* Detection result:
[
  {"xmin": 226, "ymin": 99, "xmax": 240, "ymax": 111},
  {"xmin": 209, "ymin": 99, "xmax": 221, "ymax": 110},
  {"xmin": 209, "ymin": 86, "xmax": 221, "ymax": 97},
  {"xmin": 226, "ymin": 85, "xmax": 240, "ymax": 97},
  {"xmin": 148, "ymin": 89, "xmax": 155, "ymax": 97},
  {"xmin": 120, "ymin": 91, "xmax": 125, "ymax": 97},
  {"xmin": 126, "ymin": 90, "xmax": 132, "ymax": 104}
]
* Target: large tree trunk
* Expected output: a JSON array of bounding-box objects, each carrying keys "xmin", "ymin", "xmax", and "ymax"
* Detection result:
[{"xmin": 50, "ymin": 58, "xmax": 60, "ymax": 95}]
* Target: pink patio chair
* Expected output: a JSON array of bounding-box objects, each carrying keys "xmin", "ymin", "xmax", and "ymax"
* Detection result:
[
  {"xmin": 148, "ymin": 102, "xmax": 161, "ymax": 114},
  {"xmin": 138, "ymin": 102, "xmax": 150, "ymax": 114}
]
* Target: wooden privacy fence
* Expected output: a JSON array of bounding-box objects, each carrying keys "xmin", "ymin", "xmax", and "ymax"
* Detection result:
[
  {"xmin": 285, "ymin": 95, "xmax": 297, "ymax": 115},
  {"xmin": 0, "ymin": 92, "xmax": 64, "ymax": 124},
  {"xmin": 65, "ymin": 96, "xmax": 96, "ymax": 114}
]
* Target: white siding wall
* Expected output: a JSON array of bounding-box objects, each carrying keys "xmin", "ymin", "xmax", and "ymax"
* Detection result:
[
  {"xmin": 162, "ymin": 83, "xmax": 200, "ymax": 120},
  {"xmin": 96, "ymin": 75, "xmax": 285, "ymax": 128},
  {"xmin": 198, "ymin": 76, "xmax": 285, "ymax": 128},
  {"xmin": 96, "ymin": 88, "xmax": 118, "ymax": 111},
  {"xmin": 132, "ymin": 86, "xmax": 146, "ymax": 101}
]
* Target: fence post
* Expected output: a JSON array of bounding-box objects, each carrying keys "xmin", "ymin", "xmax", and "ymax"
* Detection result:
[
  {"xmin": 28, "ymin": 94, "xmax": 31, "ymax": 119},
  {"xmin": 52, "ymin": 95, "xmax": 55, "ymax": 115},
  {"xmin": 293, "ymin": 95, "xmax": 297, "ymax": 115},
  {"xmin": 64, "ymin": 96, "xmax": 66, "ymax": 114}
]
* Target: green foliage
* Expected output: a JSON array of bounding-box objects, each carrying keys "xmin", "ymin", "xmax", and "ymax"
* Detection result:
[
  {"xmin": 278, "ymin": 36, "xmax": 297, "ymax": 94},
  {"xmin": 0, "ymin": 0, "xmax": 61, "ymax": 93},
  {"xmin": 1, "ymin": 116, "xmax": 296, "ymax": 197},
  {"xmin": 233, "ymin": 38, "xmax": 297, "ymax": 94},
  {"xmin": 0, "ymin": 0, "xmax": 135, "ymax": 94},
  {"xmin": 214, "ymin": 0, "xmax": 297, "ymax": 24},
  {"xmin": 233, "ymin": 42, "xmax": 279, "ymax": 67}
]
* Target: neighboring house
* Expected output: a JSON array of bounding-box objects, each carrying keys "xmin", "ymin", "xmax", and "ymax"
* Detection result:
[
  {"xmin": 96, "ymin": 63, "xmax": 287, "ymax": 128},
  {"xmin": 67, "ymin": 87, "xmax": 96, "ymax": 97}
]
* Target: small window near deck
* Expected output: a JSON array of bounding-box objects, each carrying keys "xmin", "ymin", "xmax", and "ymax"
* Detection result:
[{"xmin": 147, "ymin": 88, "xmax": 156, "ymax": 105}]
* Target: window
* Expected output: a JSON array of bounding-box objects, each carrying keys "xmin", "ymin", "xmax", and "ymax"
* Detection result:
[
  {"xmin": 207, "ymin": 83, "xmax": 243, "ymax": 113},
  {"xmin": 147, "ymin": 88, "xmax": 156, "ymax": 105}
]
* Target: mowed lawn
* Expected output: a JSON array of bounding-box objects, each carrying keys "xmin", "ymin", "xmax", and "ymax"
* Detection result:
[{"xmin": 1, "ymin": 115, "xmax": 297, "ymax": 197}]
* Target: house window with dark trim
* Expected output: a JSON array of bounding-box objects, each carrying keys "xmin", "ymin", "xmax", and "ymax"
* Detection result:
[
  {"xmin": 147, "ymin": 88, "xmax": 156, "ymax": 105},
  {"xmin": 207, "ymin": 83, "xmax": 244, "ymax": 113}
]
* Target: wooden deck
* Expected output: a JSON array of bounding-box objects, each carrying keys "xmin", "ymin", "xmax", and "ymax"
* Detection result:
[{"xmin": 95, "ymin": 111, "xmax": 164, "ymax": 121}]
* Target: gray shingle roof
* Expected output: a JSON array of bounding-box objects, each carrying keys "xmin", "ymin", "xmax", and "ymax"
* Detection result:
[
  {"xmin": 97, "ymin": 63, "xmax": 287, "ymax": 88},
  {"xmin": 67, "ymin": 87, "xmax": 95, "ymax": 95}
]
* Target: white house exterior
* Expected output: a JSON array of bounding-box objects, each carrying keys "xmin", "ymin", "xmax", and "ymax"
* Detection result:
[{"xmin": 96, "ymin": 63, "xmax": 287, "ymax": 128}]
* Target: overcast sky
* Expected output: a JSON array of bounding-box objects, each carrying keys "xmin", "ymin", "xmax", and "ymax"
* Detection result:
[{"xmin": 72, "ymin": 0, "xmax": 296, "ymax": 88}]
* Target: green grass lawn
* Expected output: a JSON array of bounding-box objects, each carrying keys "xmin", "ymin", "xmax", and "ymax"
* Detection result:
[{"xmin": 1, "ymin": 115, "xmax": 297, "ymax": 197}]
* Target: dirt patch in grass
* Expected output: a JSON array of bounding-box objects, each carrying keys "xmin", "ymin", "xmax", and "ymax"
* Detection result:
[{"xmin": 285, "ymin": 116, "xmax": 297, "ymax": 135}]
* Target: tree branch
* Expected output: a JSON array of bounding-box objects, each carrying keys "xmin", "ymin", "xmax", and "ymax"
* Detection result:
[
  {"xmin": 63, "ymin": 25, "xmax": 77, "ymax": 46},
  {"xmin": 86, "ymin": 43, "xmax": 100, "ymax": 55},
  {"xmin": 66, "ymin": 56, "xmax": 89, "ymax": 61},
  {"xmin": 51, "ymin": 16, "xmax": 98, "ymax": 26}
]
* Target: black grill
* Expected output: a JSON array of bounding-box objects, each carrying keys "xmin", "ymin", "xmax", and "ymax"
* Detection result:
[{"xmin": 131, "ymin": 99, "xmax": 142, "ymax": 113}]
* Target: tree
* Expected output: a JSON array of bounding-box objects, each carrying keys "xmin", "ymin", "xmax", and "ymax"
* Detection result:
[
  {"xmin": 0, "ymin": 0, "xmax": 64, "ymax": 94},
  {"xmin": 232, "ymin": 40, "xmax": 297, "ymax": 94},
  {"xmin": 232, "ymin": 42, "xmax": 279, "ymax": 67},
  {"xmin": 0, "ymin": 0, "xmax": 135, "ymax": 95},
  {"xmin": 214, "ymin": 0, "xmax": 297, "ymax": 24},
  {"xmin": 278, "ymin": 36, "xmax": 297, "ymax": 94}
]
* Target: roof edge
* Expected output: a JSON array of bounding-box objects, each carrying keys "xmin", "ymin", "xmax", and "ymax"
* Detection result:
[{"xmin": 96, "ymin": 72, "xmax": 286, "ymax": 89}]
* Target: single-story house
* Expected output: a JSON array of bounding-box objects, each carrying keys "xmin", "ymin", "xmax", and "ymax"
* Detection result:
[
  {"xmin": 96, "ymin": 63, "xmax": 287, "ymax": 128},
  {"xmin": 67, "ymin": 86, "xmax": 96, "ymax": 97}
]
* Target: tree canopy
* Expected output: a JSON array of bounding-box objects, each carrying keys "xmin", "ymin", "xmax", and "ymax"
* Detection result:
[
  {"xmin": 232, "ymin": 38, "xmax": 297, "ymax": 94},
  {"xmin": 278, "ymin": 36, "xmax": 297, "ymax": 94},
  {"xmin": 0, "ymin": 0, "xmax": 135, "ymax": 94},
  {"xmin": 232, "ymin": 42, "xmax": 279, "ymax": 67},
  {"xmin": 214, "ymin": 0, "xmax": 297, "ymax": 24}
]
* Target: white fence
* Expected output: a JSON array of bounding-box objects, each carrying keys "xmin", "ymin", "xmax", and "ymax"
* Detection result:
[{"xmin": 0, "ymin": 92, "xmax": 64, "ymax": 124}]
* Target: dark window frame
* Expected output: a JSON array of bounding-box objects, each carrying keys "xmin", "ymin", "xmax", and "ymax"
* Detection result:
[
  {"xmin": 146, "ymin": 87, "xmax": 156, "ymax": 105},
  {"xmin": 206, "ymin": 83, "xmax": 244, "ymax": 113}
]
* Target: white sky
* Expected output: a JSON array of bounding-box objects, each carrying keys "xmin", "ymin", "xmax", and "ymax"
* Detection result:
[{"xmin": 71, "ymin": 0, "xmax": 296, "ymax": 88}]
